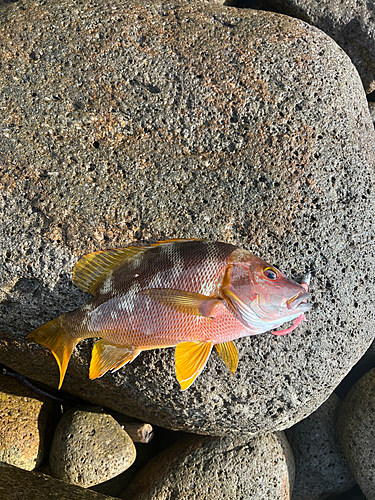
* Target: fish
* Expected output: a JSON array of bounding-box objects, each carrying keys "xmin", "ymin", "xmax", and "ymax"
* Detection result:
[{"xmin": 27, "ymin": 239, "xmax": 312, "ymax": 391}]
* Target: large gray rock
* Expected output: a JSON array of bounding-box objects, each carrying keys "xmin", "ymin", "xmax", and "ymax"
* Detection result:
[
  {"xmin": 338, "ymin": 368, "xmax": 375, "ymax": 500},
  {"xmin": 286, "ymin": 393, "xmax": 355, "ymax": 500},
  {"xmin": 0, "ymin": 0, "xmax": 375, "ymax": 436},
  {"xmin": 260, "ymin": 0, "xmax": 375, "ymax": 94},
  {"xmin": 123, "ymin": 431, "xmax": 295, "ymax": 500},
  {"xmin": 49, "ymin": 408, "xmax": 136, "ymax": 488}
]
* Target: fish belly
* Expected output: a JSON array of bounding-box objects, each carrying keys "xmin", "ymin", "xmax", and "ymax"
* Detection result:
[{"xmin": 83, "ymin": 294, "xmax": 248, "ymax": 349}]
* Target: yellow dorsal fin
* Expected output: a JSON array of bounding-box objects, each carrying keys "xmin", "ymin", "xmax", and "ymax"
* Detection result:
[
  {"xmin": 215, "ymin": 341, "xmax": 238, "ymax": 374},
  {"xmin": 73, "ymin": 239, "xmax": 203, "ymax": 295},
  {"xmin": 175, "ymin": 341, "xmax": 213, "ymax": 390},
  {"xmin": 73, "ymin": 247, "xmax": 145, "ymax": 294},
  {"xmin": 27, "ymin": 314, "xmax": 79, "ymax": 389},
  {"xmin": 140, "ymin": 289, "xmax": 223, "ymax": 317},
  {"xmin": 89, "ymin": 339, "xmax": 140, "ymax": 380}
]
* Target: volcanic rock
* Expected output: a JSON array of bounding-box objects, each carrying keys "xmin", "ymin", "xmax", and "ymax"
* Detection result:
[
  {"xmin": 260, "ymin": 0, "xmax": 375, "ymax": 93},
  {"xmin": 286, "ymin": 393, "xmax": 355, "ymax": 500},
  {"xmin": 0, "ymin": 0, "xmax": 374, "ymax": 436},
  {"xmin": 338, "ymin": 368, "xmax": 375, "ymax": 500},
  {"xmin": 49, "ymin": 408, "xmax": 136, "ymax": 488},
  {"xmin": 123, "ymin": 431, "xmax": 294, "ymax": 500}
]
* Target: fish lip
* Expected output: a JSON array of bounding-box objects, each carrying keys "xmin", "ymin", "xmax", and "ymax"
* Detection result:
[{"xmin": 287, "ymin": 291, "xmax": 311, "ymax": 311}]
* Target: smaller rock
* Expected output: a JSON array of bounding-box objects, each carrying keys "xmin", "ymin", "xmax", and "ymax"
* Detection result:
[
  {"xmin": 338, "ymin": 367, "xmax": 375, "ymax": 500},
  {"xmin": 285, "ymin": 393, "xmax": 355, "ymax": 500},
  {"xmin": 49, "ymin": 407, "xmax": 136, "ymax": 488},
  {"xmin": 0, "ymin": 375, "xmax": 58, "ymax": 470},
  {"xmin": 0, "ymin": 463, "xmax": 117, "ymax": 500},
  {"xmin": 123, "ymin": 431, "xmax": 294, "ymax": 500}
]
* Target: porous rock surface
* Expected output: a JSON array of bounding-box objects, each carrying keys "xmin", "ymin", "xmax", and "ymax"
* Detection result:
[
  {"xmin": 337, "ymin": 368, "xmax": 375, "ymax": 500},
  {"xmin": 0, "ymin": 462, "xmax": 117, "ymax": 500},
  {"xmin": 0, "ymin": 376, "xmax": 57, "ymax": 470},
  {"xmin": 123, "ymin": 431, "xmax": 294, "ymax": 500},
  {"xmin": 260, "ymin": 0, "xmax": 375, "ymax": 93},
  {"xmin": 49, "ymin": 408, "xmax": 136, "ymax": 488},
  {"xmin": 0, "ymin": 0, "xmax": 375, "ymax": 436},
  {"xmin": 286, "ymin": 393, "xmax": 355, "ymax": 500}
]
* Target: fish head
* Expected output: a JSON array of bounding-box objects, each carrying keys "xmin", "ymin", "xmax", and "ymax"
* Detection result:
[{"xmin": 222, "ymin": 250, "xmax": 311, "ymax": 331}]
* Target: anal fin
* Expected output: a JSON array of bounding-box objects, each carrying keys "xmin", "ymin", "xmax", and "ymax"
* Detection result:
[
  {"xmin": 89, "ymin": 339, "xmax": 140, "ymax": 380},
  {"xmin": 175, "ymin": 341, "xmax": 213, "ymax": 391},
  {"xmin": 215, "ymin": 341, "xmax": 238, "ymax": 374}
]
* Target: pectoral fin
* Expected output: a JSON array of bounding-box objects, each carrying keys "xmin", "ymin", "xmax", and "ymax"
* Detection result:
[
  {"xmin": 215, "ymin": 341, "xmax": 238, "ymax": 374},
  {"xmin": 89, "ymin": 339, "xmax": 140, "ymax": 379},
  {"xmin": 140, "ymin": 289, "xmax": 223, "ymax": 318},
  {"xmin": 175, "ymin": 341, "xmax": 213, "ymax": 390}
]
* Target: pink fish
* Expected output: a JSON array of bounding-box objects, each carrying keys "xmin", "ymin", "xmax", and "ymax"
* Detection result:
[{"xmin": 28, "ymin": 239, "xmax": 311, "ymax": 390}]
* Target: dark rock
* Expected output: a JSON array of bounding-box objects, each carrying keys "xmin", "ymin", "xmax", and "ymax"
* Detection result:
[
  {"xmin": 337, "ymin": 368, "xmax": 375, "ymax": 500},
  {"xmin": 123, "ymin": 431, "xmax": 294, "ymax": 500},
  {"xmin": 368, "ymin": 101, "xmax": 375, "ymax": 128},
  {"xmin": 259, "ymin": 0, "xmax": 375, "ymax": 94},
  {"xmin": 49, "ymin": 408, "xmax": 136, "ymax": 488},
  {"xmin": 0, "ymin": 375, "xmax": 59, "ymax": 470},
  {"xmin": 0, "ymin": 0, "xmax": 374, "ymax": 436},
  {"xmin": 286, "ymin": 393, "xmax": 355, "ymax": 500},
  {"xmin": 0, "ymin": 462, "xmax": 117, "ymax": 500},
  {"xmin": 335, "ymin": 339, "xmax": 375, "ymax": 399}
]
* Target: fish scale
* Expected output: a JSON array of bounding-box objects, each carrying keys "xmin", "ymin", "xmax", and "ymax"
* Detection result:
[{"xmin": 27, "ymin": 239, "xmax": 312, "ymax": 390}]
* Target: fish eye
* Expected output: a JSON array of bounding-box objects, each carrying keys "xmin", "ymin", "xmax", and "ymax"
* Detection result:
[{"xmin": 263, "ymin": 267, "xmax": 279, "ymax": 280}]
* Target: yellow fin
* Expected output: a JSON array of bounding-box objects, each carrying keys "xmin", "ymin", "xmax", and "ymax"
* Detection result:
[
  {"xmin": 73, "ymin": 240, "xmax": 204, "ymax": 295},
  {"xmin": 175, "ymin": 341, "xmax": 213, "ymax": 391},
  {"xmin": 215, "ymin": 341, "xmax": 238, "ymax": 374},
  {"xmin": 27, "ymin": 314, "xmax": 79, "ymax": 389},
  {"xmin": 89, "ymin": 339, "xmax": 140, "ymax": 380},
  {"xmin": 73, "ymin": 247, "xmax": 146, "ymax": 294},
  {"xmin": 140, "ymin": 289, "xmax": 223, "ymax": 317}
]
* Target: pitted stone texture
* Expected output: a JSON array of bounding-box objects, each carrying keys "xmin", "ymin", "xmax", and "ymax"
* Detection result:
[
  {"xmin": 338, "ymin": 368, "xmax": 375, "ymax": 500},
  {"xmin": 124, "ymin": 431, "xmax": 294, "ymax": 500},
  {"xmin": 0, "ymin": 0, "xmax": 375, "ymax": 437},
  {"xmin": 260, "ymin": 0, "xmax": 375, "ymax": 93},
  {"xmin": 0, "ymin": 376, "xmax": 57, "ymax": 470},
  {"xmin": 286, "ymin": 393, "xmax": 355, "ymax": 500},
  {"xmin": 49, "ymin": 408, "xmax": 136, "ymax": 488},
  {"xmin": 0, "ymin": 463, "xmax": 117, "ymax": 500}
]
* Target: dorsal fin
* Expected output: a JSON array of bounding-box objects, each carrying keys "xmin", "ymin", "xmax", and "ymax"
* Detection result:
[
  {"xmin": 72, "ymin": 239, "xmax": 203, "ymax": 295},
  {"xmin": 73, "ymin": 247, "xmax": 145, "ymax": 294}
]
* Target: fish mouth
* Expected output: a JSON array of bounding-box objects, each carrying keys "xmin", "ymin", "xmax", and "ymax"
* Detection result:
[{"xmin": 287, "ymin": 291, "xmax": 311, "ymax": 312}]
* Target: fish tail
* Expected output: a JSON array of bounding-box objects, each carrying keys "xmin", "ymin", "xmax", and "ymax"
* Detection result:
[{"xmin": 27, "ymin": 314, "xmax": 79, "ymax": 389}]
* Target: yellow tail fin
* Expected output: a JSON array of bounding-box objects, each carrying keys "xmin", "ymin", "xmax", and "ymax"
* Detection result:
[{"xmin": 27, "ymin": 314, "xmax": 79, "ymax": 389}]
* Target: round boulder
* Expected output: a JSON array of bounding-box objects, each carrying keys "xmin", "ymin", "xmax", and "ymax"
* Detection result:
[
  {"xmin": 337, "ymin": 368, "xmax": 375, "ymax": 500},
  {"xmin": 123, "ymin": 431, "xmax": 294, "ymax": 500},
  {"xmin": 286, "ymin": 393, "xmax": 355, "ymax": 500},
  {"xmin": 0, "ymin": 0, "xmax": 374, "ymax": 436},
  {"xmin": 0, "ymin": 375, "xmax": 57, "ymax": 470}
]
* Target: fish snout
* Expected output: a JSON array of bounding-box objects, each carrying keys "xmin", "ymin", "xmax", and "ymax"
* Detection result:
[{"xmin": 287, "ymin": 291, "xmax": 311, "ymax": 312}]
